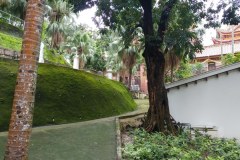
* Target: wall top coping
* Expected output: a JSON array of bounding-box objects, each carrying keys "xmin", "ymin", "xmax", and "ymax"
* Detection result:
[{"xmin": 166, "ymin": 62, "xmax": 240, "ymax": 89}]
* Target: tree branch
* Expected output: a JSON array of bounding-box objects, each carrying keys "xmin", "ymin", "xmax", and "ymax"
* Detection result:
[{"xmin": 157, "ymin": 0, "xmax": 178, "ymax": 42}]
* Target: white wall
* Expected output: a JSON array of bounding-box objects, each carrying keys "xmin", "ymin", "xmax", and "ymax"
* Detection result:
[
  {"xmin": 73, "ymin": 55, "xmax": 79, "ymax": 70},
  {"xmin": 168, "ymin": 69, "xmax": 240, "ymax": 139}
]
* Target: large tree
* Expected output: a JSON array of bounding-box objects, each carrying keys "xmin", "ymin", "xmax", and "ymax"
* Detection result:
[
  {"xmin": 95, "ymin": 0, "xmax": 206, "ymax": 133},
  {"xmin": 4, "ymin": 0, "xmax": 45, "ymax": 159},
  {"xmin": 69, "ymin": 0, "xmax": 239, "ymax": 134}
]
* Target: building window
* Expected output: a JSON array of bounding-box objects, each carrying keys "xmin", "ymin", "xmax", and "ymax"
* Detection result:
[{"xmin": 208, "ymin": 62, "xmax": 216, "ymax": 71}]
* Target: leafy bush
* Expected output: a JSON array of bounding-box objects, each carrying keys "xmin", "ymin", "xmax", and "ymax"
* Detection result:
[
  {"xmin": 175, "ymin": 62, "xmax": 192, "ymax": 80},
  {"xmin": 221, "ymin": 53, "xmax": 240, "ymax": 66},
  {"xmin": 123, "ymin": 129, "xmax": 240, "ymax": 160}
]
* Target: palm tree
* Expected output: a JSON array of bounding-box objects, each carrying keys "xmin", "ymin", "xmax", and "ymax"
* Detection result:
[
  {"xmin": 4, "ymin": 0, "xmax": 45, "ymax": 159},
  {"xmin": 118, "ymin": 27, "xmax": 143, "ymax": 89},
  {"xmin": 47, "ymin": 0, "xmax": 73, "ymax": 49},
  {"xmin": 64, "ymin": 30, "xmax": 94, "ymax": 69},
  {"xmin": 103, "ymin": 30, "xmax": 125, "ymax": 80},
  {"xmin": 0, "ymin": 0, "xmax": 11, "ymax": 7},
  {"xmin": 118, "ymin": 46, "xmax": 140, "ymax": 89}
]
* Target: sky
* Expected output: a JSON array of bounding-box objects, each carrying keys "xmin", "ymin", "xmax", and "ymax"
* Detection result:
[
  {"xmin": 75, "ymin": 6, "xmax": 97, "ymax": 30},
  {"xmin": 75, "ymin": 0, "xmax": 227, "ymax": 46}
]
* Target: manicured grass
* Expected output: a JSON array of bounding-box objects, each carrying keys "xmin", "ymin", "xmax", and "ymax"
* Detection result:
[
  {"xmin": 0, "ymin": 32, "xmax": 22, "ymax": 51},
  {"xmin": 0, "ymin": 118, "xmax": 116, "ymax": 160},
  {"xmin": 134, "ymin": 99, "xmax": 149, "ymax": 111},
  {"xmin": 0, "ymin": 58, "xmax": 136, "ymax": 131}
]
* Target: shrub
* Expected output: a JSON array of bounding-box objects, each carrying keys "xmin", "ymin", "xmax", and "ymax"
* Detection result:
[
  {"xmin": 123, "ymin": 129, "xmax": 240, "ymax": 160},
  {"xmin": 221, "ymin": 53, "xmax": 240, "ymax": 66}
]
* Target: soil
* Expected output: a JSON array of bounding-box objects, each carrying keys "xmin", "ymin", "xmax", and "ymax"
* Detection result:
[{"xmin": 119, "ymin": 114, "xmax": 145, "ymax": 147}]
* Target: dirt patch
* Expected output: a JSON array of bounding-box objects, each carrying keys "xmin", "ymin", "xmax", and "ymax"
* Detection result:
[{"xmin": 119, "ymin": 114, "xmax": 145, "ymax": 147}]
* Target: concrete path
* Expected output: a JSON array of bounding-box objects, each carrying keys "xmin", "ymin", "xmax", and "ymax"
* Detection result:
[
  {"xmin": 0, "ymin": 117, "xmax": 116, "ymax": 160},
  {"xmin": 0, "ymin": 99, "xmax": 149, "ymax": 160}
]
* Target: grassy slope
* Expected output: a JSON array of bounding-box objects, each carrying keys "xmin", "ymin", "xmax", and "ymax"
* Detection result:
[
  {"xmin": 0, "ymin": 20, "xmax": 23, "ymax": 38},
  {"xmin": 0, "ymin": 59, "xmax": 136, "ymax": 131},
  {"xmin": 0, "ymin": 32, "xmax": 22, "ymax": 51},
  {"xmin": 0, "ymin": 32, "xmax": 68, "ymax": 65},
  {"xmin": 44, "ymin": 48, "xmax": 70, "ymax": 66}
]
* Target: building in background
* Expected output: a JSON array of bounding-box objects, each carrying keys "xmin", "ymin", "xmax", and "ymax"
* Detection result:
[{"xmin": 195, "ymin": 25, "xmax": 240, "ymax": 71}]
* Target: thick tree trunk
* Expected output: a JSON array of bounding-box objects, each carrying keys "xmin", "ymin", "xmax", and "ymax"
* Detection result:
[
  {"xmin": 143, "ymin": 45, "xmax": 177, "ymax": 134},
  {"xmin": 139, "ymin": 0, "xmax": 178, "ymax": 134},
  {"xmin": 4, "ymin": 0, "xmax": 45, "ymax": 159}
]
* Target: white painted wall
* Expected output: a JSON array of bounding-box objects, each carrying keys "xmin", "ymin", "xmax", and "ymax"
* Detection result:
[
  {"xmin": 39, "ymin": 42, "xmax": 44, "ymax": 63},
  {"xmin": 168, "ymin": 69, "xmax": 240, "ymax": 139},
  {"xmin": 73, "ymin": 55, "xmax": 79, "ymax": 70},
  {"xmin": 106, "ymin": 69, "xmax": 113, "ymax": 79}
]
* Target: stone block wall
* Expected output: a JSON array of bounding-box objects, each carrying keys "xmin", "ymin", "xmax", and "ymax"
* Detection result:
[{"xmin": 0, "ymin": 47, "xmax": 20, "ymax": 60}]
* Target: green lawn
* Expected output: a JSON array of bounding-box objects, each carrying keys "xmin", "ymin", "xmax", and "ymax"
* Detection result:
[
  {"xmin": 0, "ymin": 118, "xmax": 116, "ymax": 160},
  {"xmin": 0, "ymin": 59, "xmax": 136, "ymax": 131}
]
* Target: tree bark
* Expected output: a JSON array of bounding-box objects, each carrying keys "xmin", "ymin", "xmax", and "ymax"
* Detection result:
[
  {"xmin": 4, "ymin": 0, "xmax": 45, "ymax": 159},
  {"xmin": 139, "ymin": 0, "xmax": 178, "ymax": 133},
  {"xmin": 143, "ymin": 45, "xmax": 176, "ymax": 133},
  {"xmin": 128, "ymin": 68, "xmax": 132, "ymax": 90}
]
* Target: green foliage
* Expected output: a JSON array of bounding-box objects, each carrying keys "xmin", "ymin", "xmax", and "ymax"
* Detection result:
[
  {"xmin": 69, "ymin": 0, "xmax": 96, "ymax": 12},
  {"xmin": 44, "ymin": 48, "xmax": 69, "ymax": 66},
  {"xmin": 0, "ymin": 32, "xmax": 22, "ymax": 51},
  {"xmin": 85, "ymin": 53, "xmax": 107, "ymax": 72},
  {"xmin": 0, "ymin": 19, "xmax": 23, "ymax": 37},
  {"xmin": 192, "ymin": 62, "xmax": 204, "ymax": 75},
  {"xmin": 221, "ymin": 53, "xmax": 240, "ymax": 66},
  {"xmin": 221, "ymin": 0, "xmax": 240, "ymax": 25},
  {"xmin": 0, "ymin": 59, "xmax": 136, "ymax": 131},
  {"xmin": 165, "ymin": 61, "xmax": 204, "ymax": 82},
  {"xmin": 175, "ymin": 62, "xmax": 192, "ymax": 80},
  {"xmin": 123, "ymin": 129, "xmax": 240, "ymax": 160}
]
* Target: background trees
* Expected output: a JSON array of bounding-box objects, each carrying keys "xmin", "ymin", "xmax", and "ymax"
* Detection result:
[
  {"xmin": 47, "ymin": 0, "xmax": 73, "ymax": 49},
  {"xmin": 2, "ymin": 0, "xmax": 239, "ymax": 135},
  {"xmin": 64, "ymin": 29, "xmax": 94, "ymax": 69}
]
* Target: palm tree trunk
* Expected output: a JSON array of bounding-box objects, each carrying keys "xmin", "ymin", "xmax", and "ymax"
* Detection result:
[
  {"xmin": 4, "ymin": 0, "xmax": 45, "ymax": 159},
  {"xmin": 128, "ymin": 68, "xmax": 132, "ymax": 90},
  {"xmin": 170, "ymin": 54, "xmax": 174, "ymax": 83}
]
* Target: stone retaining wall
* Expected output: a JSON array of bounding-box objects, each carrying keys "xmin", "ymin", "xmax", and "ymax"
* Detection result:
[{"xmin": 0, "ymin": 47, "xmax": 20, "ymax": 60}]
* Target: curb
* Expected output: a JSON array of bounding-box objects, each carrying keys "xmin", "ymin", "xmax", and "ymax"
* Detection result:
[{"xmin": 116, "ymin": 117, "xmax": 122, "ymax": 160}]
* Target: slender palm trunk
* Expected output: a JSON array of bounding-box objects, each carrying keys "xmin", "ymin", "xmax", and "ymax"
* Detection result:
[
  {"xmin": 170, "ymin": 55, "xmax": 174, "ymax": 83},
  {"xmin": 4, "ymin": 0, "xmax": 45, "ymax": 159},
  {"xmin": 128, "ymin": 68, "xmax": 132, "ymax": 90}
]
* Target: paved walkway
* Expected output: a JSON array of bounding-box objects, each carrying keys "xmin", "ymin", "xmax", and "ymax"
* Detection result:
[
  {"xmin": 0, "ymin": 99, "xmax": 149, "ymax": 160},
  {"xmin": 0, "ymin": 117, "xmax": 117, "ymax": 160}
]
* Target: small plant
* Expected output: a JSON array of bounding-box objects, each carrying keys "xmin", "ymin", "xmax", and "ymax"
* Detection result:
[
  {"xmin": 221, "ymin": 53, "xmax": 240, "ymax": 66},
  {"xmin": 123, "ymin": 129, "xmax": 240, "ymax": 160}
]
